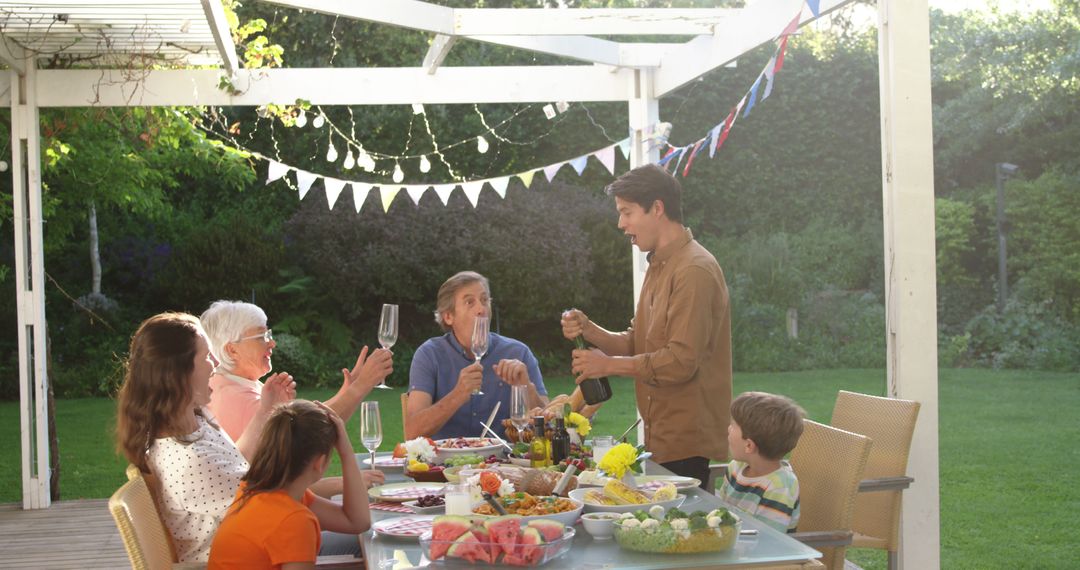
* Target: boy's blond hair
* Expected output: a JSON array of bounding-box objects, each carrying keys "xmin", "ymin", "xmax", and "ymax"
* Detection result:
[{"xmin": 730, "ymin": 392, "xmax": 806, "ymax": 461}]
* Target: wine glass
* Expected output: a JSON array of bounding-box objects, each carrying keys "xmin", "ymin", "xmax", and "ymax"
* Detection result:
[
  {"xmin": 374, "ymin": 303, "xmax": 397, "ymax": 390},
  {"xmin": 360, "ymin": 401, "xmax": 382, "ymax": 470},
  {"xmin": 510, "ymin": 384, "xmax": 530, "ymax": 436},
  {"xmin": 470, "ymin": 315, "xmax": 489, "ymax": 396}
]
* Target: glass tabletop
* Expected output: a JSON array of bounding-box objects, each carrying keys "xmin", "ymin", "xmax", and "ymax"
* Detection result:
[{"xmin": 358, "ymin": 454, "xmax": 821, "ymax": 569}]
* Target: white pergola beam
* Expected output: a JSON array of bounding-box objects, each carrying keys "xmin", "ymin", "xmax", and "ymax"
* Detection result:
[
  {"xmin": 259, "ymin": 0, "xmax": 735, "ymax": 36},
  {"xmin": 26, "ymin": 66, "xmax": 635, "ymax": 107},
  {"xmin": 466, "ymin": 35, "xmax": 622, "ymax": 67},
  {"xmin": 654, "ymin": 0, "xmax": 855, "ymax": 98},
  {"xmin": 423, "ymin": 34, "xmax": 457, "ymax": 75},
  {"xmin": 0, "ymin": 32, "xmax": 27, "ymax": 76},
  {"xmin": 878, "ymin": 0, "xmax": 941, "ymax": 568},
  {"xmin": 200, "ymin": 0, "xmax": 241, "ymax": 76}
]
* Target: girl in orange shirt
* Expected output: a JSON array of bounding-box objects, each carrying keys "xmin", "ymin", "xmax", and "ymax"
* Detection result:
[{"xmin": 209, "ymin": 400, "xmax": 372, "ymax": 569}]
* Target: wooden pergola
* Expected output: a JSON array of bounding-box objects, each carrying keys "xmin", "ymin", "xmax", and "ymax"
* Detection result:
[{"xmin": 2, "ymin": 1, "xmax": 941, "ymax": 567}]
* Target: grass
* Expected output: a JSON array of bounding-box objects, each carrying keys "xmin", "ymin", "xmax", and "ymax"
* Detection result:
[{"xmin": 1, "ymin": 368, "xmax": 1077, "ymax": 568}]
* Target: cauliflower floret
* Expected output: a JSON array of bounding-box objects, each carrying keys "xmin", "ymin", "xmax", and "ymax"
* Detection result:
[
  {"xmin": 640, "ymin": 518, "xmax": 660, "ymax": 532},
  {"xmin": 707, "ymin": 516, "xmax": 722, "ymax": 528},
  {"xmin": 670, "ymin": 518, "xmax": 689, "ymax": 531},
  {"xmin": 707, "ymin": 509, "xmax": 722, "ymax": 519},
  {"xmin": 619, "ymin": 512, "xmax": 636, "ymax": 520},
  {"xmin": 648, "ymin": 505, "xmax": 665, "ymax": 519},
  {"xmin": 620, "ymin": 518, "xmax": 642, "ymax": 529}
]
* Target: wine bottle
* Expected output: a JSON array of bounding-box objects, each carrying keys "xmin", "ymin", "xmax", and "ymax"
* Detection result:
[
  {"xmin": 529, "ymin": 416, "xmax": 552, "ymax": 468},
  {"xmin": 574, "ymin": 335, "xmax": 613, "ymax": 405},
  {"xmin": 551, "ymin": 417, "xmax": 571, "ymax": 464}
]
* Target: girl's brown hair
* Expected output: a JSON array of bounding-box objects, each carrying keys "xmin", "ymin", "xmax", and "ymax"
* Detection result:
[
  {"xmin": 115, "ymin": 312, "xmax": 206, "ymax": 473},
  {"xmin": 238, "ymin": 400, "xmax": 337, "ymax": 505}
]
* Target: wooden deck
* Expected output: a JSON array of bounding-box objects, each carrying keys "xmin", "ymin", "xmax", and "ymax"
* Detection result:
[{"xmin": 0, "ymin": 499, "xmax": 130, "ymax": 569}]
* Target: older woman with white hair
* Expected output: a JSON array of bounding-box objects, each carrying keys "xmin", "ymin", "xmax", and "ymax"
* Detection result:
[{"xmin": 201, "ymin": 300, "xmax": 393, "ymax": 441}]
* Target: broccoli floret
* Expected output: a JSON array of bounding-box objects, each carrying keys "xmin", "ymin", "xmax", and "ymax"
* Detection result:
[
  {"xmin": 665, "ymin": 508, "xmax": 689, "ymax": 521},
  {"xmin": 633, "ymin": 510, "xmax": 651, "ymax": 522}
]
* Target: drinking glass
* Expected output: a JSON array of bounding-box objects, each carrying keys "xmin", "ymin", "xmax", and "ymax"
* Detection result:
[
  {"xmin": 374, "ymin": 304, "xmax": 397, "ymax": 390},
  {"xmin": 360, "ymin": 401, "xmax": 383, "ymax": 470},
  {"xmin": 444, "ymin": 482, "xmax": 472, "ymax": 516},
  {"xmin": 470, "ymin": 315, "xmax": 489, "ymax": 396},
  {"xmin": 510, "ymin": 384, "xmax": 530, "ymax": 435},
  {"xmin": 592, "ymin": 435, "xmax": 614, "ymax": 465}
]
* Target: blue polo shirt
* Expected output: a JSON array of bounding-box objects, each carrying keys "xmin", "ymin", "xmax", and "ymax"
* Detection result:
[{"xmin": 409, "ymin": 332, "xmax": 547, "ymax": 440}]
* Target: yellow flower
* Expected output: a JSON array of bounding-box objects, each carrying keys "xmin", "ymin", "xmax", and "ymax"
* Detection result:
[
  {"xmin": 566, "ymin": 412, "xmax": 591, "ymax": 436},
  {"xmin": 598, "ymin": 442, "xmax": 639, "ymax": 479}
]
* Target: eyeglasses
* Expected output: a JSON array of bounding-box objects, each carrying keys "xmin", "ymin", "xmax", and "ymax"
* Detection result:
[{"xmin": 235, "ymin": 329, "xmax": 273, "ymax": 344}]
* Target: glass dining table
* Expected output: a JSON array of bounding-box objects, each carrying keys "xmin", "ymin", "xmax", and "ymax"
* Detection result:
[{"xmin": 357, "ymin": 453, "xmax": 822, "ymax": 569}]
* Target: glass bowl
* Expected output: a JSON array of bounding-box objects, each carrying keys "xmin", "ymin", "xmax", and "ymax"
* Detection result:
[{"xmin": 419, "ymin": 525, "xmax": 575, "ymax": 566}]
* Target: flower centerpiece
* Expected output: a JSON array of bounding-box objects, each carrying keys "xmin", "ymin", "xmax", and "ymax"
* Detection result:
[
  {"xmin": 564, "ymin": 412, "xmax": 591, "ymax": 444},
  {"xmin": 597, "ymin": 442, "xmax": 652, "ymax": 481},
  {"xmin": 403, "ymin": 437, "xmax": 438, "ymax": 471},
  {"xmin": 466, "ymin": 470, "xmax": 516, "ymax": 504}
]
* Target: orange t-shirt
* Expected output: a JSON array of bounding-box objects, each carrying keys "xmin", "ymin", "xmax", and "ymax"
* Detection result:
[{"xmin": 208, "ymin": 488, "xmax": 321, "ymax": 569}]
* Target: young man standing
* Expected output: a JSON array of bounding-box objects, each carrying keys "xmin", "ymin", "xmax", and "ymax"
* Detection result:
[{"xmin": 561, "ymin": 164, "xmax": 731, "ymax": 485}]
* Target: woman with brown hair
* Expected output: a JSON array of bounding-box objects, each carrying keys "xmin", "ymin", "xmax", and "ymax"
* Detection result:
[
  {"xmin": 116, "ymin": 312, "xmax": 296, "ymax": 562},
  {"xmin": 208, "ymin": 400, "xmax": 371, "ymax": 569}
]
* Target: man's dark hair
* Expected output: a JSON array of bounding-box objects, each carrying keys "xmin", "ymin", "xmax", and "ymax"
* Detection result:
[{"xmin": 604, "ymin": 163, "xmax": 683, "ymax": 223}]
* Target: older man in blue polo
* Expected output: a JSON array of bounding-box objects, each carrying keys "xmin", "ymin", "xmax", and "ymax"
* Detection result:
[{"xmin": 405, "ymin": 271, "xmax": 549, "ymax": 440}]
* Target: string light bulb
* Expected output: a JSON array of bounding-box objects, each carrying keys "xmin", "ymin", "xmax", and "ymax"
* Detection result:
[
  {"xmin": 326, "ymin": 141, "xmax": 338, "ymax": 162},
  {"xmin": 358, "ymin": 149, "xmax": 375, "ymax": 172},
  {"xmin": 392, "ymin": 162, "xmax": 405, "ymax": 183},
  {"xmin": 295, "ymin": 109, "xmax": 308, "ymax": 128},
  {"xmin": 312, "ymin": 114, "xmax": 326, "ymax": 128},
  {"xmin": 343, "ymin": 149, "xmax": 356, "ymax": 170},
  {"xmin": 419, "ymin": 155, "xmax": 431, "ymax": 173},
  {"xmin": 477, "ymin": 135, "xmax": 489, "ymax": 154}
]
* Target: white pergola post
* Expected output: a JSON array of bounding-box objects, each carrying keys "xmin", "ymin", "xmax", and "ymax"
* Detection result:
[
  {"xmin": 877, "ymin": 0, "xmax": 941, "ymax": 568},
  {"xmin": 10, "ymin": 53, "xmax": 51, "ymax": 509}
]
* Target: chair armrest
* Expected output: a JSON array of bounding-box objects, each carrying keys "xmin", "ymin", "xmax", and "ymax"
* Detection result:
[
  {"xmin": 791, "ymin": 530, "xmax": 854, "ymax": 548},
  {"xmin": 316, "ymin": 555, "xmax": 364, "ymax": 568},
  {"xmin": 858, "ymin": 476, "xmax": 914, "ymax": 493},
  {"xmin": 173, "ymin": 563, "xmax": 208, "ymax": 569}
]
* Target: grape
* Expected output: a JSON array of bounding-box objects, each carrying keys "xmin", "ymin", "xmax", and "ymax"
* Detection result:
[{"xmin": 416, "ymin": 494, "xmax": 445, "ymax": 507}]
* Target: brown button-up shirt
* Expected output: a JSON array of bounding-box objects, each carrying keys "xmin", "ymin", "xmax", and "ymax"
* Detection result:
[{"xmin": 616, "ymin": 228, "xmax": 732, "ymax": 464}]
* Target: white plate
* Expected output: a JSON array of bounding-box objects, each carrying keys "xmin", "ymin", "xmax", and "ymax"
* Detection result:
[
  {"xmin": 359, "ymin": 455, "xmax": 406, "ymax": 469},
  {"xmin": 469, "ymin": 496, "xmax": 584, "ymax": 528},
  {"xmin": 372, "ymin": 515, "xmax": 437, "ymax": 538},
  {"xmin": 568, "ymin": 488, "xmax": 687, "ymax": 514},
  {"xmin": 433, "ymin": 438, "xmax": 506, "ymax": 461},
  {"xmin": 403, "ymin": 499, "xmax": 446, "ymax": 514},
  {"xmin": 369, "ymin": 482, "xmax": 446, "ymax": 503},
  {"xmin": 635, "ymin": 475, "xmax": 702, "ymax": 490}
]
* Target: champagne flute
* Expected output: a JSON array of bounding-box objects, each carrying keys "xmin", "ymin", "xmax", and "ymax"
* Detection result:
[
  {"xmin": 374, "ymin": 303, "xmax": 397, "ymax": 390},
  {"xmin": 360, "ymin": 401, "xmax": 383, "ymax": 471},
  {"xmin": 470, "ymin": 315, "xmax": 489, "ymax": 396},
  {"xmin": 510, "ymin": 384, "xmax": 530, "ymax": 437}
]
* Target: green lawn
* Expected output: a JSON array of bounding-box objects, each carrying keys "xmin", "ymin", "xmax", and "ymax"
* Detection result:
[{"xmin": 1, "ymin": 368, "xmax": 1077, "ymax": 568}]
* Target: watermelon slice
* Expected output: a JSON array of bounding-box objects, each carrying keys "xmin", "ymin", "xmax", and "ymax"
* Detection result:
[
  {"xmin": 526, "ymin": 519, "xmax": 564, "ymax": 542},
  {"xmin": 446, "ymin": 530, "xmax": 492, "ymax": 564},
  {"xmin": 470, "ymin": 521, "xmax": 500, "ymax": 561},
  {"xmin": 430, "ymin": 515, "xmax": 472, "ymax": 560},
  {"xmin": 503, "ymin": 553, "xmax": 529, "ymax": 567},
  {"xmin": 484, "ymin": 514, "xmax": 523, "ymax": 557},
  {"xmin": 515, "ymin": 526, "xmax": 545, "ymax": 566}
]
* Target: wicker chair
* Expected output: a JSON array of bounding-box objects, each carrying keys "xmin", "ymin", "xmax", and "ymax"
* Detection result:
[
  {"xmin": 789, "ymin": 420, "xmax": 872, "ymax": 570},
  {"xmin": 109, "ymin": 466, "xmax": 200, "ymax": 570},
  {"xmin": 401, "ymin": 391, "xmax": 410, "ymax": 440},
  {"xmin": 831, "ymin": 390, "xmax": 921, "ymax": 570}
]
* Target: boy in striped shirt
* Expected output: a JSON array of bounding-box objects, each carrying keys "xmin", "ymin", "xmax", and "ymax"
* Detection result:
[{"xmin": 718, "ymin": 392, "xmax": 806, "ymax": 533}]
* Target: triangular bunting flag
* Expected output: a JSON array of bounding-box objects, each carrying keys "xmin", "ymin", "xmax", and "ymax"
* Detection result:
[
  {"xmin": 489, "ymin": 176, "xmax": 510, "ymax": 198},
  {"xmin": 433, "ymin": 184, "xmax": 455, "ymax": 206},
  {"xmin": 775, "ymin": 36, "xmax": 790, "ymax": 73},
  {"xmin": 543, "ymin": 162, "xmax": 565, "ymax": 183},
  {"xmin": 351, "ymin": 183, "xmax": 373, "ymax": 212},
  {"xmin": 461, "ymin": 181, "xmax": 483, "ymax": 208},
  {"xmin": 743, "ymin": 76, "xmax": 763, "ymax": 118},
  {"xmin": 295, "ymin": 170, "xmax": 317, "ymax": 200},
  {"xmin": 594, "ymin": 145, "xmax": 616, "ymax": 175},
  {"xmin": 617, "ymin": 138, "xmax": 631, "ymax": 159},
  {"xmin": 380, "ymin": 186, "xmax": 400, "ymax": 213},
  {"xmin": 708, "ymin": 125, "xmax": 722, "ymax": 158},
  {"xmin": 323, "ymin": 177, "xmax": 346, "ymax": 210},
  {"xmin": 682, "ymin": 139, "xmax": 704, "ymax": 177},
  {"xmin": 763, "ymin": 57, "xmax": 777, "ymax": 100},
  {"xmin": 781, "ymin": 11, "xmax": 801, "ymax": 37},
  {"xmin": 807, "ymin": 0, "xmax": 821, "ymax": 18},
  {"xmin": 715, "ymin": 109, "xmax": 736, "ymax": 153},
  {"xmin": 569, "ymin": 155, "xmax": 589, "ymax": 176},
  {"xmin": 658, "ymin": 146, "xmax": 680, "ymax": 166},
  {"xmin": 405, "ymin": 185, "xmax": 428, "ymax": 206},
  {"xmin": 671, "ymin": 148, "xmax": 688, "ymax": 174},
  {"xmin": 518, "ymin": 170, "xmax": 536, "ymax": 188},
  {"xmin": 266, "ymin": 160, "xmax": 289, "ymax": 184}
]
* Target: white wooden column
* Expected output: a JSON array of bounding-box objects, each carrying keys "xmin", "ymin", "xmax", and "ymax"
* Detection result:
[
  {"xmin": 877, "ymin": 0, "xmax": 940, "ymax": 567},
  {"xmin": 11, "ymin": 54, "xmax": 51, "ymax": 509},
  {"xmin": 627, "ymin": 68, "xmax": 659, "ymax": 444}
]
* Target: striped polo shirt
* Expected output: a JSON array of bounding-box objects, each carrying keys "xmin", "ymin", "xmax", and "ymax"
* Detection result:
[{"xmin": 717, "ymin": 459, "xmax": 800, "ymax": 533}]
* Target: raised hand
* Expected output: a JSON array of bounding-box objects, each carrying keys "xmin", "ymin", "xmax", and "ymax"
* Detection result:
[
  {"xmin": 260, "ymin": 372, "xmax": 296, "ymax": 412},
  {"xmin": 344, "ymin": 346, "xmax": 394, "ymax": 392},
  {"xmin": 494, "ymin": 359, "xmax": 529, "ymax": 386},
  {"xmin": 571, "ymin": 348, "xmax": 608, "ymax": 384},
  {"xmin": 315, "ymin": 401, "xmax": 353, "ymax": 456},
  {"xmin": 454, "ymin": 362, "xmax": 484, "ymax": 396},
  {"xmin": 561, "ymin": 309, "xmax": 588, "ymax": 341}
]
